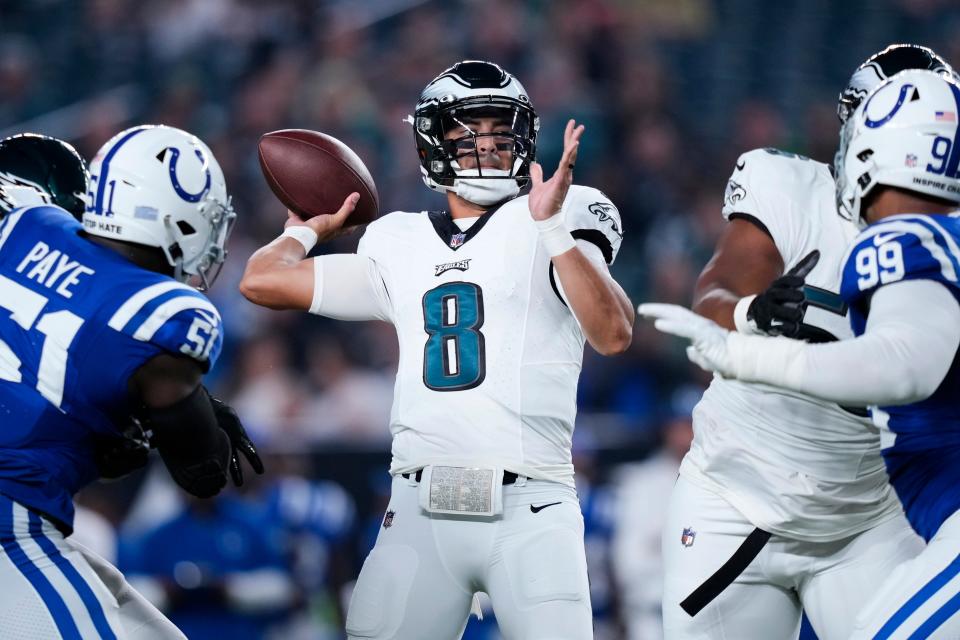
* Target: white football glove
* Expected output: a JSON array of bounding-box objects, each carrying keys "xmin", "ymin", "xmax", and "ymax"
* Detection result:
[{"xmin": 638, "ymin": 303, "xmax": 742, "ymax": 376}]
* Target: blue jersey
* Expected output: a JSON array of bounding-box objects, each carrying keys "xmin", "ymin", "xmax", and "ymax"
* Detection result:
[
  {"xmin": 840, "ymin": 213, "xmax": 960, "ymax": 541},
  {"xmin": 0, "ymin": 205, "xmax": 223, "ymax": 530},
  {"xmin": 118, "ymin": 497, "xmax": 290, "ymax": 640}
]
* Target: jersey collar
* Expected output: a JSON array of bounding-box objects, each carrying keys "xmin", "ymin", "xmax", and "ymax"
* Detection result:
[{"xmin": 427, "ymin": 200, "xmax": 510, "ymax": 251}]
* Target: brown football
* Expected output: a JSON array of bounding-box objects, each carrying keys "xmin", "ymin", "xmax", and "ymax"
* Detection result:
[{"xmin": 258, "ymin": 129, "xmax": 379, "ymax": 225}]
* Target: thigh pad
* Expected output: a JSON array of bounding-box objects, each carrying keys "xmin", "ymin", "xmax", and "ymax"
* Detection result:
[
  {"xmin": 346, "ymin": 544, "xmax": 419, "ymax": 639},
  {"xmin": 503, "ymin": 527, "xmax": 589, "ymax": 606}
]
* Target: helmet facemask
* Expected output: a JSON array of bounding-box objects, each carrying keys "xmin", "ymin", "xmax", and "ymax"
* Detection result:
[
  {"xmin": 164, "ymin": 194, "xmax": 236, "ymax": 291},
  {"xmin": 424, "ymin": 100, "xmax": 537, "ymax": 186}
]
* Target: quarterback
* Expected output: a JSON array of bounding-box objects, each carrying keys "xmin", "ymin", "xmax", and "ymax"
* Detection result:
[
  {"xmin": 241, "ymin": 60, "xmax": 633, "ymax": 639},
  {"xmin": 652, "ymin": 45, "xmax": 954, "ymax": 640},
  {"xmin": 644, "ymin": 69, "xmax": 960, "ymax": 638}
]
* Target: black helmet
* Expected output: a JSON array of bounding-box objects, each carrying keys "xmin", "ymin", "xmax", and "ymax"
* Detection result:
[
  {"xmin": 411, "ymin": 60, "xmax": 539, "ymax": 192},
  {"xmin": 838, "ymin": 44, "xmax": 956, "ymax": 123},
  {"xmin": 0, "ymin": 133, "xmax": 88, "ymax": 219}
]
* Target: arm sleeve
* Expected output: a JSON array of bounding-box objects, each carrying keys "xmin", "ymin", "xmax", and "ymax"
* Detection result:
[
  {"xmin": 733, "ymin": 279, "xmax": 960, "ymax": 405},
  {"xmin": 309, "ymin": 254, "xmax": 392, "ymax": 321}
]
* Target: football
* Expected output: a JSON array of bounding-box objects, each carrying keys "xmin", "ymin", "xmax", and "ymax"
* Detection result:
[{"xmin": 258, "ymin": 129, "xmax": 379, "ymax": 225}]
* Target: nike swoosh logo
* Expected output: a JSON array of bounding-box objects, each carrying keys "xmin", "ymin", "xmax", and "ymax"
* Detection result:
[
  {"xmin": 873, "ymin": 231, "xmax": 905, "ymax": 246},
  {"xmin": 530, "ymin": 502, "xmax": 562, "ymax": 513},
  {"xmin": 736, "ymin": 160, "xmax": 745, "ymax": 171}
]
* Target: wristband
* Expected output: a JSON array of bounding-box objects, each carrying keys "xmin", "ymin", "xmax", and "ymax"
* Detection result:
[
  {"xmin": 733, "ymin": 295, "xmax": 761, "ymax": 334},
  {"xmin": 535, "ymin": 216, "xmax": 576, "ymax": 257},
  {"xmin": 280, "ymin": 226, "xmax": 318, "ymax": 254}
]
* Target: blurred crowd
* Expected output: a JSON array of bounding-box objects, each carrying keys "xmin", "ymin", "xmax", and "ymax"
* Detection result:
[{"xmin": 4, "ymin": 0, "xmax": 960, "ymax": 637}]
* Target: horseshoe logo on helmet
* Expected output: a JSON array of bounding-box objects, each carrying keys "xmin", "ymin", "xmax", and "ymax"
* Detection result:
[
  {"xmin": 863, "ymin": 83, "xmax": 915, "ymax": 129},
  {"xmin": 166, "ymin": 147, "xmax": 211, "ymax": 203}
]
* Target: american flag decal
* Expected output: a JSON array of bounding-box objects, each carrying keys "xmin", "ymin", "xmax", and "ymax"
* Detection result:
[{"xmin": 935, "ymin": 111, "xmax": 956, "ymax": 122}]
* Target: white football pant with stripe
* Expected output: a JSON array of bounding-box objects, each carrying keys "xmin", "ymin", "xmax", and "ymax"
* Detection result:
[
  {"xmin": 0, "ymin": 496, "xmax": 184, "ymax": 639},
  {"xmin": 852, "ymin": 509, "xmax": 960, "ymax": 639},
  {"xmin": 662, "ymin": 476, "xmax": 923, "ymax": 640}
]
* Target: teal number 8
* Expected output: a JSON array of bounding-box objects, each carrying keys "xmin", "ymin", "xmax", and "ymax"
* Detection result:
[{"xmin": 422, "ymin": 282, "xmax": 486, "ymax": 391}]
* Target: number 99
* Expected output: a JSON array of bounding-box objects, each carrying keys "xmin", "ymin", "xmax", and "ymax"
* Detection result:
[{"xmin": 856, "ymin": 243, "xmax": 905, "ymax": 290}]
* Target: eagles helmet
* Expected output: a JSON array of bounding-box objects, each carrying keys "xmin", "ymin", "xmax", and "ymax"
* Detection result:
[
  {"xmin": 84, "ymin": 125, "xmax": 235, "ymax": 290},
  {"xmin": 837, "ymin": 44, "xmax": 956, "ymax": 124},
  {"xmin": 836, "ymin": 69, "xmax": 960, "ymax": 225},
  {"xmin": 0, "ymin": 133, "xmax": 88, "ymax": 219},
  {"xmin": 411, "ymin": 60, "xmax": 539, "ymax": 193}
]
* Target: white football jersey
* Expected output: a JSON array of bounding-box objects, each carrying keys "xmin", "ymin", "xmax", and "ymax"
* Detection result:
[
  {"xmin": 356, "ymin": 185, "xmax": 622, "ymax": 486},
  {"xmin": 683, "ymin": 148, "xmax": 902, "ymax": 541}
]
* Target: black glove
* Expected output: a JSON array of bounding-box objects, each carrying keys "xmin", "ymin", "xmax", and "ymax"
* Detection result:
[
  {"xmin": 93, "ymin": 420, "xmax": 150, "ymax": 480},
  {"xmin": 206, "ymin": 389, "xmax": 264, "ymax": 487},
  {"xmin": 747, "ymin": 250, "xmax": 820, "ymax": 338}
]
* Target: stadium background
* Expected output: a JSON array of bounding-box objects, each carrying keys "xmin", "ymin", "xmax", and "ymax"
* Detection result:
[{"xmin": 2, "ymin": 0, "xmax": 959, "ymax": 638}]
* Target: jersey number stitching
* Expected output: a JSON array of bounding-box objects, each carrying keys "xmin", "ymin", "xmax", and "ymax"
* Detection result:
[
  {"xmin": 856, "ymin": 242, "xmax": 905, "ymax": 290},
  {"xmin": 0, "ymin": 275, "xmax": 84, "ymax": 409},
  {"xmin": 421, "ymin": 282, "xmax": 486, "ymax": 391}
]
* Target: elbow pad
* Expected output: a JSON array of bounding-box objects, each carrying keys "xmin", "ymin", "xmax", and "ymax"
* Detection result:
[{"xmin": 141, "ymin": 385, "xmax": 231, "ymax": 498}]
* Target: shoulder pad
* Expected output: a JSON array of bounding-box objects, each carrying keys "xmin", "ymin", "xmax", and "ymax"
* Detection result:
[
  {"xmin": 722, "ymin": 148, "xmax": 831, "ymax": 220},
  {"xmin": 357, "ymin": 210, "xmax": 422, "ymax": 258},
  {"xmin": 560, "ymin": 185, "xmax": 623, "ymax": 264},
  {"xmin": 0, "ymin": 204, "xmax": 77, "ymax": 239},
  {"xmin": 841, "ymin": 214, "xmax": 960, "ymax": 305},
  {"xmin": 107, "ymin": 280, "xmax": 224, "ymax": 369}
]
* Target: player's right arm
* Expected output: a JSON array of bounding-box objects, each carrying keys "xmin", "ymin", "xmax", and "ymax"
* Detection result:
[
  {"xmin": 694, "ymin": 150, "xmax": 815, "ymax": 334},
  {"xmin": 240, "ymin": 194, "xmax": 391, "ymax": 321},
  {"xmin": 642, "ymin": 223, "xmax": 960, "ymax": 406},
  {"xmin": 129, "ymin": 353, "xmax": 231, "ymax": 497},
  {"xmin": 120, "ymin": 289, "xmax": 262, "ymax": 497},
  {"xmin": 240, "ymin": 194, "xmax": 358, "ymax": 310},
  {"xmin": 692, "ymin": 218, "xmax": 784, "ymax": 330}
]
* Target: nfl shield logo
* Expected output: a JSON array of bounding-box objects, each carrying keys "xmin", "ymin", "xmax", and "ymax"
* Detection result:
[
  {"xmin": 905, "ymin": 154, "xmax": 918, "ymax": 168},
  {"xmin": 382, "ymin": 510, "xmax": 395, "ymax": 529},
  {"xmin": 681, "ymin": 527, "xmax": 696, "ymax": 547},
  {"xmin": 450, "ymin": 233, "xmax": 466, "ymax": 249}
]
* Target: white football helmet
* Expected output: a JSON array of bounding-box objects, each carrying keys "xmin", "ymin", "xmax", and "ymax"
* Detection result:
[
  {"xmin": 83, "ymin": 125, "xmax": 235, "ymax": 289},
  {"xmin": 837, "ymin": 44, "xmax": 956, "ymax": 124},
  {"xmin": 836, "ymin": 69, "xmax": 960, "ymax": 225},
  {"xmin": 410, "ymin": 60, "xmax": 539, "ymax": 202}
]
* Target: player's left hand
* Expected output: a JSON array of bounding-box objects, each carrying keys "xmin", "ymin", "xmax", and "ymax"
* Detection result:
[
  {"xmin": 93, "ymin": 421, "xmax": 151, "ymax": 480},
  {"xmin": 528, "ymin": 119, "xmax": 585, "ymax": 221},
  {"xmin": 206, "ymin": 390, "xmax": 264, "ymax": 486},
  {"xmin": 638, "ymin": 303, "xmax": 739, "ymax": 376}
]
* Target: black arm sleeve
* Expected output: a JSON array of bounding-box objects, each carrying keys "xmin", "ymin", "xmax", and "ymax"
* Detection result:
[{"xmin": 141, "ymin": 385, "xmax": 231, "ymax": 498}]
